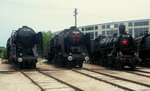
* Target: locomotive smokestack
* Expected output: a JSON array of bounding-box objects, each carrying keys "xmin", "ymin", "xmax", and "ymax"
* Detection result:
[
  {"xmin": 70, "ymin": 26, "xmax": 77, "ymax": 30},
  {"xmin": 119, "ymin": 24, "xmax": 126, "ymax": 34}
]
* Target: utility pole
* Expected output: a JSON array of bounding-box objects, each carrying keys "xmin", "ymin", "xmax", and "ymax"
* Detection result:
[{"xmin": 74, "ymin": 8, "xmax": 78, "ymax": 27}]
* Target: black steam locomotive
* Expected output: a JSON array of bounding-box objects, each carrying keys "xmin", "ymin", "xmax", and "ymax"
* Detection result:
[
  {"xmin": 135, "ymin": 34, "xmax": 150, "ymax": 66},
  {"xmin": 89, "ymin": 24, "xmax": 138, "ymax": 70},
  {"xmin": 47, "ymin": 26, "xmax": 89, "ymax": 68},
  {"xmin": 7, "ymin": 26, "xmax": 43, "ymax": 68}
]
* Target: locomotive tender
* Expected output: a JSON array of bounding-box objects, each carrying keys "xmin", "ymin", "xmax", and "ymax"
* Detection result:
[
  {"xmin": 89, "ymin": 24, "xmax": 138, "ymax": 70},
  {"xmin": 7, "ymin": 26, "xmax": 43, "ymax": 68},
  {"xmin": 48, "ymin": 26, "xmax": 89, "ymax": 68},
  {"xmin": 135, "ymin": 34, "xmax": 150, "ymax": 66}
]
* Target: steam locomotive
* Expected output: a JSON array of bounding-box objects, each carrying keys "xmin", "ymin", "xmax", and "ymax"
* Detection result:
[
  {"xmin": 47, "ymin": 26, "xmax": 89, "ymax": 68},
  {"xmin": 89, "ymin": 24, "xmax": 138, "ymax": 70},
  {"xmin": 7, "ymin": 26, "xmax": 43, "ymax": 68},
  {"xmin": 135, "ymin": 34, "xmax": 150, "ymax": 66}
]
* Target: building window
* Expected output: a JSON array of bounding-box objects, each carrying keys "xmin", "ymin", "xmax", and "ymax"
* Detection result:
[
  {"xmin": 85, "ymin": 27, "xmax": 94, "ymax": 31},
  {"xmin": 128, "ymin": 22, "xmax": 133, "ymax": 26},
  {"xmin": 106, "ymin": 25, "xmax": 110, "ymax": 28},
  {"xmin": 110, "ymin": 25, "xmax": 114, "ymax": 28},
  {"xmin": 102, "ymin": 25, "xmax": 105, "ymax": 29},
  {"xmin": 114, "ymin": 24, "xmax": 118, "ymax": 28},
  {"xmin": 90, "ymin": 32, "xmax": 94, "ymax": 39},
  {"xmin": 106, "ymin": 30, "xmax": 118, "ymax": 36},
  {"xmin": 95, "ymin": 26, "xmax": 98, "ymax": 30},
  {"xmin": 102, "ymin": 31, "xmax": 105, "ymax": 36},
  {"xmin": 95, "ymin": 32, "xmax": 98, "ymax": 38},
  {"xmin": 128, "ymin": 28, "xmax": 133, "ymax": 36},
  {"xmin": 134, "ymin": 21, "xmax": 149, "ymax": 26},
  {"xmin": 86, "ymin": 32, "xmax": 94, "ymax": 39},
  {"xmin": 82, "ymin": 28, "xmax": 84, "ymax": 31},
  {"xmin": 134, "ymin": 28, "xmax": 149, "ymax": 38}
]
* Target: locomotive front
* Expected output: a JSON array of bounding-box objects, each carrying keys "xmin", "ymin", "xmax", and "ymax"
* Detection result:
[
  {"xmin": 64, "ymin": 27, "xmax": 89, "ymax": 67},
  {"xmin": 113, "ymin": 26, "xmax": 137, "ymax": 69},
  {"xmin": 8, "ymin": 26, "xmax": 43, "ymax": 68},
  {"xmin": 117, "ymin": 34, "xmax": 135, "ymax": 53},
  {"xmin": 94, "ymin": 24, "xmax": 137, "ymax": 70},
  {"xmin": 15, "ymin": 26, "xmax": 37, "ymax": 64}
]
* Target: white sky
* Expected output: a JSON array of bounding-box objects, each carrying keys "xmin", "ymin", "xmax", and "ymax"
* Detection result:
[{"xmin": 0, "ymin": 0, "xmax": 150, "ymax": 46}]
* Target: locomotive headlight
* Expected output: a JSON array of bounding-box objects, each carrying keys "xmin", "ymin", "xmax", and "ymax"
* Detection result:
[
  {"xmin": 134, "ymin": 53, "xmax": 137, "ymax": 56},
  {"xmin": 18, "ymin": 58, "xmax": 23, "ymax": 62},
  {"xmin": 85, "ymin": 56, "xmax": 89, "ymax": 61},
  {"xmin": 20, "ymin": 53, "xmax": 22, "ymax": 56},
  {"xmin": 58, "ymin": 52, "xmax": 61, "ymax": 55},
  {"xmin": 69, "ymin": 53, "xmax": 72, "ymax": 55},
  {"xmin": 82, "ymin": 53, "xmax": 86, "ymax": 56},
  {"xmin": 119, "ymin": 51, "xmax": 122, "ymax": 56},
  {"xmin": 37, "ymin": 58, "xmax": 42, "ymax": 62},
  {"xmin": 134, "ymin": 53, "xmax": 139, "ymax": 57},
  {"xmin": 68, "ymin": 56, "xmax": 73, "ymax": 61}
]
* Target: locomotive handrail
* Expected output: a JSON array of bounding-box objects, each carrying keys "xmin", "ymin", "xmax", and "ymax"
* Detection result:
[{"xmin": 10, "ymin": 30, "xmax": 16, "ymax": 44}]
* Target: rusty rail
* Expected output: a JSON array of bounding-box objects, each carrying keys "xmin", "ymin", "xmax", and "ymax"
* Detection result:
[
  {"xmin": 126, "ymin": 71, "xmax": 150, "ymax": 78},
  {"xmin": 83, "ymin": 68, "xmax": 150, "ymax": 88},
  {"xmin": 136, "ymin": 70, "xmax": 150, "ymax": 74},
  {"xmin": 20, "ymin": 71, "xmax": 45, "ymax": 91},
  {"xmin": 72, "ymin": 69, "xmax": 134, "ymax": 91},
  {"xmin": 38, "ymin": 70, "xmax": 83, "ymax": 91}
]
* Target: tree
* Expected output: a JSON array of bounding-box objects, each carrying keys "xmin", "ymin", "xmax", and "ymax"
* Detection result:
[
  {"xmin": 0, "ymin": 48, "xmax": 7, "ymax": 59},
  {"xmin": 42, "ymin": 31, "xmax": 53, "ymax": 58}
]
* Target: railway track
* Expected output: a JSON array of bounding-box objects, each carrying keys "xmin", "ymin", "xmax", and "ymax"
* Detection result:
[
  {"xmin": 20, "ymin": 71, "xmax": 45, "ymax": 91},
  {"xmin": 21, "ymin": 70, "xmax": 83, "ymax": 91},
  {"xmin": 1, "ymin": 63, "xmax": 150, "ymax": 91},
  {"xmin": 0, "ymin": 70, "xmax": 16, "ymax": 73},
  {"xmin": 83, "ymin": 68, "xmax": 150, "ymax": 87},
  {"xmin": 136, "ymin": 69, "xmax": 150, "ymax": 74},
  {"xmin": 38, "ymin": 70, "xmax": 83, "ymax": 91},
  {"xmin": 72, "ymin": 69, "xmax": 133, "ymax": 91},
  {"xmin": 125, "ymin": 71, "xmax": 150, "ymax": 78},
  {"xmin": 72, "ymin": 68, "xmax": 150, "ymax": 91}
]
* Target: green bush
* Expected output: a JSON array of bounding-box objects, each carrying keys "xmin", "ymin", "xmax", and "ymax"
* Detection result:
[
  {"xmin": 1, "ymin": 48, "xmax": 7, "ymax": 59},
  {"xmin": 42, "ymin": 31, "xmax": 53, "ymax": 58}
]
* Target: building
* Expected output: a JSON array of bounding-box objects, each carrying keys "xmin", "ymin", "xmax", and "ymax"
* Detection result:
[{"xmin": 78, "ymin": 19, "xmax": 150, "ymax": 39}]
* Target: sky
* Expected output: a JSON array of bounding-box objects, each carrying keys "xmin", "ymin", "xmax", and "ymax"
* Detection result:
[{"xmin": 0, "ymin": 0, "xmax": 150, "ymax": 47}]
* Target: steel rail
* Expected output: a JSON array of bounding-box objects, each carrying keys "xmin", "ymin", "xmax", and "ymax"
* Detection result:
[
  {"xmin": 38, "ymin": 70, "xmax": 83, "ymax": 91},
  {"xmin": 126, "ymin": 71, "xmax": 150, "ymax": 78},
  {"xmin": 20, "ymin": 71, "xmax": 45, "ymax": 91},
  {"xmin": 72, "ymin": 69, "xmax": 134, "ymax": 91},
  {"xmin": 83, "ymin": 68, "xmax": 150, "ymax": 88},
  {"xmin": 136, "ymin": 70, "xmax": 150, "ymax": 74},
  {"xmin": 0, "ymin": 70, "xmax": 16, "ymax": 73}
]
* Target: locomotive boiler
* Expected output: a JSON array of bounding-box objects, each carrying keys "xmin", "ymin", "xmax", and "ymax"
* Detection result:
[
  {"xmin": 135, "ymin": 34, "xmax": 150, "ymax": 66},
  {"xmin": 47, "ymin": 26, "xmax": 89, "ymax": 68},
  {"xmin": 7, "ymin": 26, "xmax": 43, "ymax": 68},
  {"xmin": 90, "ymin": 24, "xmax": 138, "ymax": 70}
]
